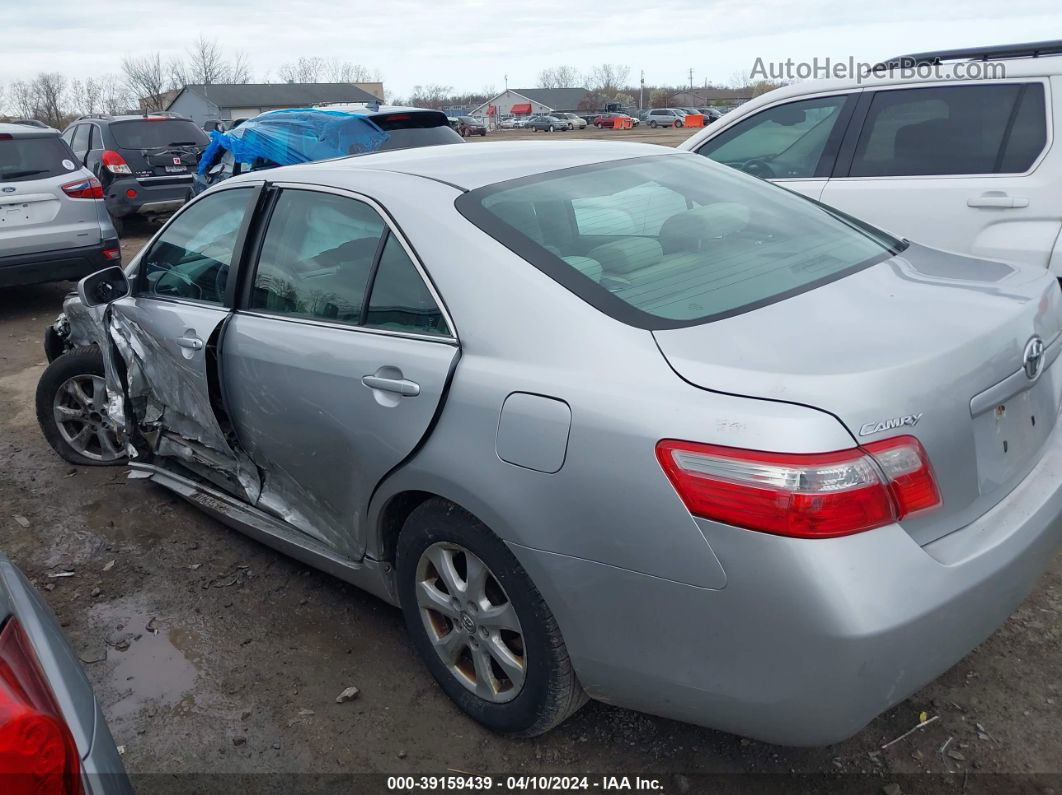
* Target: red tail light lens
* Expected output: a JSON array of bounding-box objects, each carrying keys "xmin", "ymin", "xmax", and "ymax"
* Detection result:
[
  {"xmin": 656, "ymin": 435, "xmax": 940, "ymax": 539},
  {"xmin": 60, "ymin": 177, "xmax": 103, "ymax": 200},
  {"xmin": 0, "ymin": 618, "xmax": 82, "ymax": 795},
  {"xmin": 102, "ymin": 247, "xmax": 121, "ymax": 261},
  {"xmin": 100, "ymin": 150, "xmax": 131, "ymax": 175}
]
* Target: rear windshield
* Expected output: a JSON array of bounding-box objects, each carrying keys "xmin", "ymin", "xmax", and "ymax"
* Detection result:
[
  {"xmin": 0, "ymin": 135, "xmax": 79, "ymax": 183},
  {"xmin": 373, "ymin": 111, "xmax": 463, "ymax": 151},
  {"xmin": 457, "ymin": 154, "xmax": 903, "ymax": 329},
  {"xmin": 111, "ymin": 120, "xmax": 210, "ymax": 149}
]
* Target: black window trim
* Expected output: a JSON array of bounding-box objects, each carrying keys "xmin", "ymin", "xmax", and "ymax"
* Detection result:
[
  {"xmin": 831, "ymin": 80, "xmax": 1050, "ymax": 179},
  {"xmin": 695, "ymin": 91, "xmax": 860, "ymax": 180},
  {"xmin": 233, "ymin": 181, "xmax": 458, "ymax": 344},
  {"xmin": 132, "ymin": 181, "xmax": 264, "ymax": 308},
  {"xmin": 455, "ymin": 153, "xmax": 904, "ymax": 331}
]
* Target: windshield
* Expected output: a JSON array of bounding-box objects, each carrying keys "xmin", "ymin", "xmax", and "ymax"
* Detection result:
[
  {"xmin": 457, "ymin": 154, "xmax": 903, "ymax": 329},
  {"xmin": 111, "ymin": 120, "xmax": 210, "ymax": 149},
  {"xmin": 0, "ymin": 135, "xmax": 79, "ymax": 182}
]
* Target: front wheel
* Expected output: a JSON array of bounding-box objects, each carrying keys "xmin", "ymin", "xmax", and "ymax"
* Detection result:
[
  {"xmin": 398, "ymin": 498, "xmax": 587, "ymax": 736},
  {"xmin": 649, "ymin": 120, "xmax": 658, "ymax": 128},
  {"xmin": 36, "ymin": 347, "xmax": 126, "ymax": 467},
  {"xmin": 548, "ymin": 125, "xmax": 555, "ymax": 133},
  {"xmin": 675, "ymin": 120, "xmax": 684, "ymax": 128}
]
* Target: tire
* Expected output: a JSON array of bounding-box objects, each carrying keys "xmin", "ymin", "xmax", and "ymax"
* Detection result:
[
  {"xmin": 36, "ymin": 347, "xmax": 126, "ymax": 467},
  {"xmin": 548, "ymin": 125, "xmax": 555, "ymax": 133},
  {"xmin": 675, "ymin": 120, "xmax": 684, "ymax": 128},
  {"xmin": 398, "ymin": 498, "xmax": 587, "ymax": 737},
  {"xmin": 649, "ymin": 120, "xmax": 658, "ymax": 128},
  {"xmin": 109, "ymin": 213, "xmax": 125, "ymax": 238}
]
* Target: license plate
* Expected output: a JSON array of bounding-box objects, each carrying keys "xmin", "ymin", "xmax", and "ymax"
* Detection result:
[{"xmin": 165, "ymin": 165, "xmax": 186, "ymax": 173}]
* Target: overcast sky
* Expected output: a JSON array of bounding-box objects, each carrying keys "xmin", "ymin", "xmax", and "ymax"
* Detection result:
[{"xmin": 4, "ymin": 0, "xmax": 1061, "ymax": 97}]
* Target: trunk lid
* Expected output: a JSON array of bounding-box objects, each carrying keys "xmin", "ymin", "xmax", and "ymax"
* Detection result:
[{"xmin": 652, "ymin": 244, "xmax": 1062, "ymax": 545}]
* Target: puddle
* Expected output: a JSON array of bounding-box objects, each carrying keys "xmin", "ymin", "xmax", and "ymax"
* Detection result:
[{"xmin": 87, "ymin": 599, "xmax": 200, "ymax": 724}]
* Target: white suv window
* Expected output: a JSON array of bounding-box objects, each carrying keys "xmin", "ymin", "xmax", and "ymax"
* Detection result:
[
  {"xmin": 849, "ymin": 83, "xmax": 1047, "ymax": 177},
  {"xmin": 696, "ymin": 95, "xmax": 850, "ymax": 179}
]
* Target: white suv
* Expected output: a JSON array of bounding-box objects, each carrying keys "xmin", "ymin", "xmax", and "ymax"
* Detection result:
[{"xmin": 680, "ymin": 41, "xmax": 1062, "ymax": 273}]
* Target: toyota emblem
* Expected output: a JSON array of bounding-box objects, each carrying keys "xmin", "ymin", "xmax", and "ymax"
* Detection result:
[{"xmin": 1023, "ymin": 335, "xmax": 1046, "ymax": 381}]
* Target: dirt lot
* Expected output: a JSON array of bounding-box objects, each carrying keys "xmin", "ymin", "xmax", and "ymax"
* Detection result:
[{"xmin": 0, "ymin": 132, "xmax": 1060, "ymax": 792}]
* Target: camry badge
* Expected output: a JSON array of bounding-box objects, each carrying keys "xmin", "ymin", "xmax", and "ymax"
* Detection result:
[
  {"xmin": 1, "ymin": 186, "xmax": 15, "ymax": 193},
  {"xmin": 1023, "ymin": 335, "xmax": 1045, "ymax": 381},
  {"xmin": 859, "ymin": 413, "xmax": 923, "ymax": 436}
]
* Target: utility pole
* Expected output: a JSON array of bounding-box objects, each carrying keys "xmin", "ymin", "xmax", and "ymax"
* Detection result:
[
  {"xmin": 504, "ymin": 74, "xmax": 508, "ymax": 91},
  {"xmin": 639, "ymin": 70, "xmax": 645, "ymax": 109},
  {"xmin": 688, "ymin": 67, "xmax": 694, "ymax": 92}
]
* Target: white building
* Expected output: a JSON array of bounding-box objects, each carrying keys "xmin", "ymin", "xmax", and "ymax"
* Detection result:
[{"xmin": 470, "ymin": 88, "xmax": 603, "ymax": 118}]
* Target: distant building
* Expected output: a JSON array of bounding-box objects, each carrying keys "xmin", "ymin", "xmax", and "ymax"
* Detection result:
[
  {"xmin": 166, "ymin": 82, "xmax": 385, "ymax": 127},
  {"xmin": 669, "ymin": 88, "xmax": 752, "ymax": 108},
  {"xmin": 470, "ymin": 88, "xmax": 605, "ymax": 117}
]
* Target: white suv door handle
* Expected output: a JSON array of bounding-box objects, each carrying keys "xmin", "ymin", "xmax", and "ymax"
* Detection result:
[
  {"xmin": 361, "ymin": 374, "xmax": 421, "ymax": 397},
  {"xmin": 967, "ymin": 193, "xmax": 1029, "ymax": 209}
]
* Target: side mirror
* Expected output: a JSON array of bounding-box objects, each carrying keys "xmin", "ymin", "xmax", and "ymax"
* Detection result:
[{"xmin": 78, "ymin": 266, "xmax": 130, "ymax": 308}]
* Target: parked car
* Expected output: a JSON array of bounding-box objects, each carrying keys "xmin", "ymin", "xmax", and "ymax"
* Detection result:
[
  {"xmin": 527, "ymin": 115, "xmax": 570, "ymax": 132},
  {"xmin": 698, "ymin": 107, "xmax": 725, "ymax": 121},
  {"xmin": 194, "ymin": 106, "xmax": 463, "ymax": 195},
  {"xmin": 1, "ymin": 121, "xmax": 120, "ymax": 288},
  {"xmin": 61, "ymin": 113, "xmax": 210, "ymax": 235},
  {"xmin": 555, "ymin": 113, "xmax": 587, "ymax": 130},
  {"xmin": 644, "ymin": 108, "xmax": 686, "ymax": 128},
  {"xmin": 0, "ymin": 553, "xmax": 132, "ymax": 793},
  {"xmin": 498, "ymin": 117, "xmax": 519, "ymax": 129},
  {"xmin": 457, "ymin": 116, "xmax": 487, "ymax": 137},
  {"xmin": 37, "ymin": 141, "xmax": 1062, "ymax": 746},
  {"xmin": 592, "ymin": 112, "xmax": 639, "ymax": 128},
  {"xmin": 680, "ymin": 40, "xmax": 1062, "ymax": 273}
]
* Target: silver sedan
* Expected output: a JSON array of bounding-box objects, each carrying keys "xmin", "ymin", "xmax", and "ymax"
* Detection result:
[{"xmin": 36, "ymin": 141, "xmax": 1062, "ymax": 744}]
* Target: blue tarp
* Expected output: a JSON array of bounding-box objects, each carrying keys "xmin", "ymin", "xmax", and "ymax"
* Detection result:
[{"xmin": 196, "ymin": 108, "xmax": 391, "ymax": 177}]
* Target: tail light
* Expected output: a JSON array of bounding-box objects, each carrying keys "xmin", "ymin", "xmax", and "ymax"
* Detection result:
[
  {"xmin": 60, "ymin": 177, "xmax": 103, "ymax": 200},
  {"xmin": 100, "ymin": 150, "xmax": 131, "ymax": 175},
  {"xmin": 0, "ymin": 618, "xmax": 82, "ymax": 794},
  {"xmin": 102, "ymin": 247, "xmax": 121, "ymax": 261},
  {"xmin": 656, "ymin": 435, "xmax": 941, "ymax": 539}
]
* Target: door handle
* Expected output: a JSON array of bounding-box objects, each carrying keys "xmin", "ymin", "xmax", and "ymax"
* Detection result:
[
  {"xmin": 361, "ymin": 374, "xmax": 421, "ymax": 397},
  {"xmin": 967, "ymin": 193, "xmax": 1029, "ymax": 209},
  {"xmin": 176, "ymin": 336, "xmax": 204, "ymax": 351}
]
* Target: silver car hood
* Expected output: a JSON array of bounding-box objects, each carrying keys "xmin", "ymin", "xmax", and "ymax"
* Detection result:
[{"xmin": 653, "ymin": 244, "xmax": 1062, "ymax": 545}]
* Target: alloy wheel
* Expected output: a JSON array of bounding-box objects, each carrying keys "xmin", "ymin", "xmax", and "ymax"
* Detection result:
[
  {"xmin": 415, "ymin": 542, "xmax": 526, "ymax": 703},
  {"xmin": 53, "ymin": 374, "xmax": 124, "ymax": 462}
]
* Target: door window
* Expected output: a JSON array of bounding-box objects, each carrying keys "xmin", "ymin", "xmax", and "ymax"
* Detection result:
[
  {"xmin": 696, "ymin": 95, "xmax": 850, "ymax": 178},
  {"xmin": 70, "ymin": 125, "xmax": 90, "ymax": 160},
  {"xmin": 141, "ymin": 187, "xmax": 254, "ymax": 304},
  {"xmin": 849, "ymin": 83, "xmax": 1047, "ymax": 176},
  {"xmin": 364, "ymin": 235, "xmax": 449, "ymax": 336},
  {"xmin": 249, "ymin": 190, "xmax": 386, "ymax": 324}
]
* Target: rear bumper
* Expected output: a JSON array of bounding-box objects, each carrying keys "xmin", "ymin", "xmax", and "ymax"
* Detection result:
[
  {"xmin": 0, "ymin": 561, "xmax": 132, "ymax": 794},
  {"xmin": 105, "ymin": 175, "xmax": 190, "ymax": 218},
  {"xmin": 512, "ymin": 417, "xmax": 1062, "ymax": 746},
  {"xmin": 0, "ymin": 239, "xmax": 119, "ymax": 288}
]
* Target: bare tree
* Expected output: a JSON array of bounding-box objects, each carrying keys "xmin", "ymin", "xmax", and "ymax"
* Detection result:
[
  {"xmin": 69, "ymin": 78, "xmax": 103, "ymax": 116},
  {"xmin": 10, "ymin": 81, "xmax": 35, "ymax": 119},
  {"xmin": 98, "ymin": 74, "xmax": 133, "ymax": 114},
  {"xmin": 32, "ymin": 73, "xmax": 68, "ymax": 128},
  {"xmin": 588, "ymin": 64, "xmax": 631, "ymax": 98},
  {"xmin": 324, "ymin": 59, "xmax": 379, "ymax": 83},
  {"xmin": 537, "ymin": 65, "xmax": 582, "ymax": 88},
  {"xmin": 229, "ymin": 51, "xmax": 252, "ymax": 84},
  {"xmin": 278, "ymin": 56, "xmax": 325, "ymax": 83},
  {"xmin": 0, "ymin": 83, "xmax": 6, "ymax": 117},
  {"xmin": 122, "ymin": 53, "xmax": 168, "ymax": 111},
  {"xmin": 407, "ymin": 84, "xmax": 453, "ymax": 109}
]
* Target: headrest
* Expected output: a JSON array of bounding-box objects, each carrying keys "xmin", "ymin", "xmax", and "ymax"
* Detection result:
[
  {"xmin": 587, "ymin": 237, "xmax": 663, "ymax": 275},
  {"xmin": 562, "ymin": 256, "xmax": 603, "ymax": 281},
  {"xmin": 658, "ymin": 202, "xmax": 750, "ymax": 253}
]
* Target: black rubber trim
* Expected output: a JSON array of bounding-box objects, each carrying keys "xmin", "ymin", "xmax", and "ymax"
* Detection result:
[{"xmin": 455, "ymin": 153, "xmax": 900, "ymax": 331}]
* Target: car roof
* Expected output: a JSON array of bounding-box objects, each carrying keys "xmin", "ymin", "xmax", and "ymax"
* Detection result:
[
  {"xmin": 246, "ymin": 140, "xmax": 680, "ymax": 191},
  {"xmin": 0, "ymin": 122, "xmax": 60, "ymax": 137}
]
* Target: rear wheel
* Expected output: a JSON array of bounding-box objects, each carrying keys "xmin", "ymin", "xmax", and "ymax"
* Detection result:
[
  {"xmin": 548, "ymin": 125, "xmax": 555, "ymax": 133},
  {"xmin": 675, "ymin": 120, "xmax": 684, "ymax": 128},
  {"xmin": 398, "ymin": 498, "xmax": 586, "ymax": 736},
  {"xmin": 36, "ymin": 347, "xmax": 126, "ymax": 467}
]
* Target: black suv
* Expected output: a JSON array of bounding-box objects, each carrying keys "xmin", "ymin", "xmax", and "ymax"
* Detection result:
[{"xmin": 61, "ymin": 113, "xmax": 210, "ymax": 234}]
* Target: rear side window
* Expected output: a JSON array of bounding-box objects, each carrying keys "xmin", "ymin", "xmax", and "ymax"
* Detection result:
[
  {"xmin": 250, "ymin": 190, "xmax": 386, "ymax": 324},
  {"xmin": 458, "ymin": 154, "xmax": 901, "ymax": 329},
  {"xmin": 365, "ymin": 235, "xmax": 449, "ymax": 336},
  {"xmin": 696, "ymin": 95, "xmax": 851, "ymax": 179},
  {"xmin": 110, "ymin": 120, "xmax": 210, "ymax": 149},
  {"xmin": 0, "ymin": 135, "xmax": 80, "ymax": 183},
  {"xmin": 849, "ymin": 84, "xmax": 1047, "ymax": 176}
]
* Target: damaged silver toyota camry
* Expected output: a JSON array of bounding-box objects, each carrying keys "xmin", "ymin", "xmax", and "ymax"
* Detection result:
[{"xmin": 35, "ymin": 141, "xmax": 1062, "ymax": 744}]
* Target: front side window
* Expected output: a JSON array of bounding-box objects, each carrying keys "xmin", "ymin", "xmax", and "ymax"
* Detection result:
[
  {"xmin": 458, "ymin": 154, "xmax": 901, "ymax": 329},
  {"xmin": 696, "ymin": 95, "xmax": 850, "ymax": 179},
  {"xmin": 142, "ymin": 187, "xmax": 253, "ymax": 304},
  {"xmin": 250, "ymin": 190, "xmax": 386, "ymax": 323},
  {"xmin": 849, "ymin": 83, "xmax": 1047, "ymax": 176}
]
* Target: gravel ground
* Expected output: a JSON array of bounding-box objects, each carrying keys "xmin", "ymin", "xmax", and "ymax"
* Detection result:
[{"xmin": 0, "ymin": 134, "xmax": 1059, "ymax": 792}]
